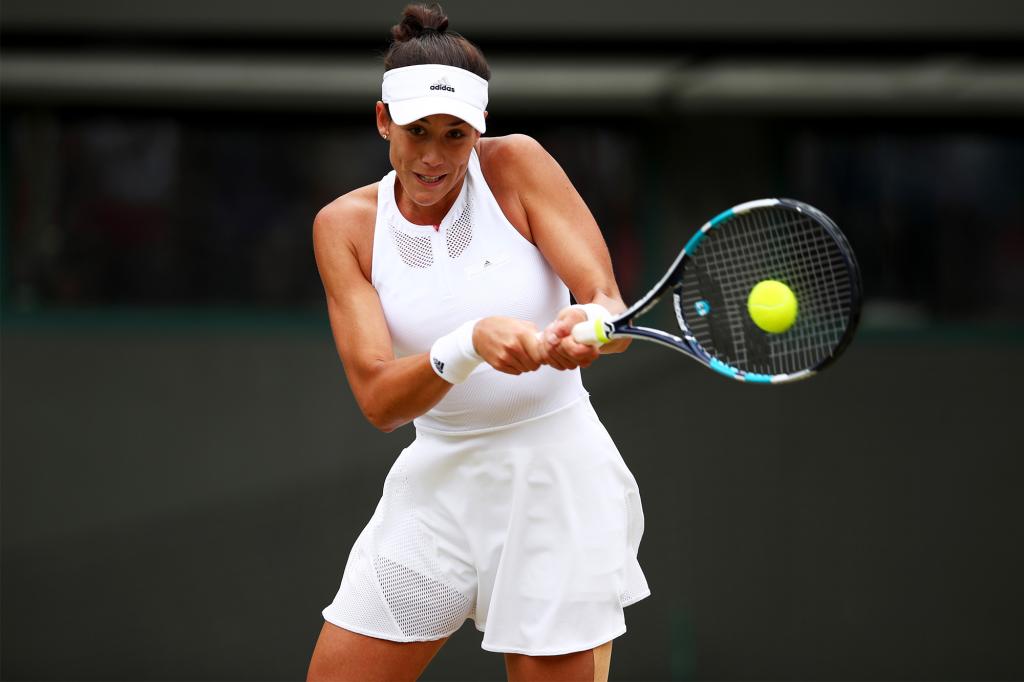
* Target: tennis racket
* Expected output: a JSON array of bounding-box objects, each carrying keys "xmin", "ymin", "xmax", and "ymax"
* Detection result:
[{"xmin": 574, "ymin": 198, "xmax": 862, "ymax": 384}]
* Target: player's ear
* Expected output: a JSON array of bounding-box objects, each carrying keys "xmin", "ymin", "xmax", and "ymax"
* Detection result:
[{"xmin": 375, "ymin": 102, "xmax": 391, "ymax": 138}]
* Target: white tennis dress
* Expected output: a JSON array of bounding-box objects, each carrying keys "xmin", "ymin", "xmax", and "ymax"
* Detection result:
[{"xmin": 322, "ymin": 149, "xmax": 649, "ymax": 655}]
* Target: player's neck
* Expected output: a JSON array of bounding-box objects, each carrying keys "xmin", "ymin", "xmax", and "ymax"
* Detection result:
[{"xmin": 394, "ymin": 176, "xmax": 465, "ymax": 228}]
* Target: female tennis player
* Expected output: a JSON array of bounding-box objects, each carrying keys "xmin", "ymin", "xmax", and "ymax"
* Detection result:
[{"xmin": 307, "ymin": 5, "xmax": 648, "ymax": 681}]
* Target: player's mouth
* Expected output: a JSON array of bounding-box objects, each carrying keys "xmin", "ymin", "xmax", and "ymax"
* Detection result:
[{"xmin": 414, "ymin": 172, "xmax": 447, "ymax": 187}]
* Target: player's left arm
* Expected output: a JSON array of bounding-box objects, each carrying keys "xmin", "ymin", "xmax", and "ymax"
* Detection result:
[{"xmin": 488, "ymin": 134, "xmax": 631, "ymax": 368}]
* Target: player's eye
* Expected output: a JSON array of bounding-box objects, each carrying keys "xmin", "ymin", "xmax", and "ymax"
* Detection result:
[
  {"xmin": 448, "ymin": 129, "xmax": 465, "ymax": 139},
  {"xmin": 406, "ymin": 126, "xmax": 425, "ymax": 136}
]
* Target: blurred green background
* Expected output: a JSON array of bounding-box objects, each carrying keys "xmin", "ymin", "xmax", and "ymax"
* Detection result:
[{"xmin": 2, "ymin": 1, "xmax": 1023, "ymax": 680}]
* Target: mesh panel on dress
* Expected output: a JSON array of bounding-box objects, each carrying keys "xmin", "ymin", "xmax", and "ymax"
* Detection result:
[
  {"xmin": 390, "ymin": 223, "xmax": 434, "ymax": 268},
  {"xmin": 373, "ymin": 514, "xmax": 473, "ymax": 639},
  {"xmin": 446, "ymin": 195, "xmax": 473, "ymax": 259},
  {"xmin": 333, "ymin": 549, "xmax": 403, "ymax": 637},
  {"xmin": 386, "ymin": 460, "xmax": 410, "ymax": 499},
  {"xmin": 334, "ymin": 514, "xmax": 473, "ymax": 640},
  {"xmin": 374, "ymin": 556, "xmax": 473, "ymax": 638}
]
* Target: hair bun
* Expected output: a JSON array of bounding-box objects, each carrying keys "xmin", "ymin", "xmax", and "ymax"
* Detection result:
[{"xmin": 391, "ymin": 3, "xmax": 450, "ymax": 42}]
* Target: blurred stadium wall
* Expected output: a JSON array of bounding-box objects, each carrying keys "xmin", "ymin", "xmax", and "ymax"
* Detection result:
[{"xmin": 2, "ymin": 1, "xmax": 1023, "ymax": 680}]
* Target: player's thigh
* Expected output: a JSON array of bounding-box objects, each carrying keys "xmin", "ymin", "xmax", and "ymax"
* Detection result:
[
  {"xmin": 504, "ymin": 640, "xmax": 612, "ymax": 682},
  {"xmin": 307, "ymin": 621, "xmax": 448, "ymax": 682}
]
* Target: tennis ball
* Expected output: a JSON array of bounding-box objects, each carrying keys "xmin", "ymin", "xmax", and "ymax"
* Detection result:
[{"xmin": 747, "ymin": 280, "xmax": 798, "ymax": 333}]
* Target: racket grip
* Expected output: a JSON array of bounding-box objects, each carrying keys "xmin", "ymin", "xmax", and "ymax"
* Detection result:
[{"xmin": 572, "ymin": 319, "xmax": 612, "ymax": 346}]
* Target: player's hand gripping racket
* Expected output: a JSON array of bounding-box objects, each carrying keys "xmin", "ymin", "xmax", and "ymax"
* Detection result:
[{"xmin": 574, "ymin": 198, "xmax": 862, "ymax": 383}]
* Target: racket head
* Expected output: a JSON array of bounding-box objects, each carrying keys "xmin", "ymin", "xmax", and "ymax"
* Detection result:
[{"xmin": 667, "ymin": 198, "xmax": 862, "ymax": 383}]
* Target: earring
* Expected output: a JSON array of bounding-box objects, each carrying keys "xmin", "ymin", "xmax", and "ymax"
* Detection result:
[{"xmin": 382, "ymin": 132, "xmax": 389, "ymax": 140}]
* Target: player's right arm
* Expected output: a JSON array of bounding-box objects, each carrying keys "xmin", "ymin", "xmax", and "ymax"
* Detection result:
[
  {"xmin": 313, "ymin": 189, "xmax": 544, "ymax": 432},
  {"xmin": 313, "ymin": 189, "xmax": 453, "ymax": 433}
]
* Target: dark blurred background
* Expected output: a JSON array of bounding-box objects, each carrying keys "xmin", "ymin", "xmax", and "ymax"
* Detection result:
[{"xmin": 2, "ymin": 1, "xmax": 1023, "ymax": 680}]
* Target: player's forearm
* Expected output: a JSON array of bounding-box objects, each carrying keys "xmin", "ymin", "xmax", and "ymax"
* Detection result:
[
  {"xmin": 586, "ymin": 290, "xmax": 626, "ymax": 316},
  {"xmin": 351, "ymin": 354, "xmax": 453, "ymax": 432}
]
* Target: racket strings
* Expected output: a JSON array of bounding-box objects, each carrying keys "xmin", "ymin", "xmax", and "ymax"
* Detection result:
[
  {"xmin": 721, "ymin": 211, "xmax": 849, "ymax": 371},
  {"xmin": 721, "ymin": 216, "xmax": 848, "ymax": 371},
  {"xmin": 679, "ymin": 206, "xmax": 855, "ymax": 375},
  {"xmin": 754, "ymin": 210, "xmax": 851, "ymax": 368}
]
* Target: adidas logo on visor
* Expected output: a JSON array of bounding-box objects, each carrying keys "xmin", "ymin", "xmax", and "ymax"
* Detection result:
[{"xmin": 429, "ymin": 77, "xmax": 455, "ymax": 93}]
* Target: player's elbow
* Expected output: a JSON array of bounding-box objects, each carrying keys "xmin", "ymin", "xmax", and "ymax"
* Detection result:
[
  {"xmin": 358, "ymin": 398, "xmax": 403, "ymax": 433},
  {"xmin": 358, "ymin": 402, "xmax": 391, "ymax": 432},
  {"xmin": 368, "ymin": 414, "xmax": 401, "ymax": 433},
  {"xmin": 347, "ymin": 364, "xmax": 400, "ymax": 432}
]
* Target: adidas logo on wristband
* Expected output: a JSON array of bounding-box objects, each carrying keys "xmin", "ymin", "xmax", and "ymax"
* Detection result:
[{"xmin": 429, "ymin": 319, "xmax": 481, "ymax": 384}]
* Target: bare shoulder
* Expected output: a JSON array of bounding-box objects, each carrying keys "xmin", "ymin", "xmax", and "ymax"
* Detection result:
[
  {"xmin": 314, "ymin": 183, "xmax": 377, "ymax": 243},
  {"xmin": 478, "ymin": 134, "xmax": 552, "ymax": 185},
  {"xmin": 313, "ymin": 183, "xmax": 378, "ymax": 280},
  {"xmin": 477, "ymin": 135, "xmax": 560, "ymax": 243}
]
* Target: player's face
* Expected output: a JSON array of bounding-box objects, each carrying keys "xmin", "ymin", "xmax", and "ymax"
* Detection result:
[{"xmin": 383, "ymin": 111, "xmax": 479, "ymax": 218}]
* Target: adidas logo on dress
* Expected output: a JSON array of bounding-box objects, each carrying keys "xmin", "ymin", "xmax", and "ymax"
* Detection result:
[{"xmin": 430, "ymin": 77, "xmax": 455, "ymax": 93}]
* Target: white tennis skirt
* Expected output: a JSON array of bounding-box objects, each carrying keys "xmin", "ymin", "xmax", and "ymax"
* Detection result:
[{"xmin": 322, "ymin": 396, "xmax": 650, "ymax": 656}]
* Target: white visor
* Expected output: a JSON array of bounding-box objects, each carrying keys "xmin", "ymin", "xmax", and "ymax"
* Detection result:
[{"xmin": 382, "ymin": 64, "xmax": 488, "ymax": 134}]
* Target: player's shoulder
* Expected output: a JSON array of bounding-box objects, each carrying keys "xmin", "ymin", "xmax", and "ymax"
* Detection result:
[
  {"xmin": 314, "ymin": 183, "xmax": 377, "ymax": 234},
  {"xmin": 478, "ymin": 134, "xmax": 550, "ymax": 172},
  {"xmin": 311, "ymin": 183, "xmax": 376, "ymax": 254},
  {"xmin": 312, "ymin": 183, "xmax": 379, "ymax": 279},
  {"xmin": 478, "ymin": 135, "xmax": 558, "ymax": 200},
  {"xmin": 478, "ymin": 135, "xmax": 565, "ymax": 210}
]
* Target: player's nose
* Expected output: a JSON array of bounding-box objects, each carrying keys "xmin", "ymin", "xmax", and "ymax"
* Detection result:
[{"xmin": 419, "ymin": 143, "xmax": 445, "ymax": 167}]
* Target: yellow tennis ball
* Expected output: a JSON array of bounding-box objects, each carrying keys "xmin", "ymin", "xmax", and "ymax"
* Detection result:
[{"xmin": 747, "ymin": 280, "xmax": 798, "ymax": 333}]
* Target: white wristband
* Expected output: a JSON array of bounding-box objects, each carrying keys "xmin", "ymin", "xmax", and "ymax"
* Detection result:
[
  {"xmin": 429, "ymin": 318, "xmax": 483, "ymax": 384},
  {"xmin": 572, "ymin": 303, "xmax": 612, "ymax": 322}
]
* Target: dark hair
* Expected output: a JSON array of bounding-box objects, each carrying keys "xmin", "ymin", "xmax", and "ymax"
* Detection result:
[{"xmin": 384, "ymin": 3, "xmax": 490, "ymax": 81}]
